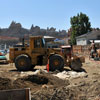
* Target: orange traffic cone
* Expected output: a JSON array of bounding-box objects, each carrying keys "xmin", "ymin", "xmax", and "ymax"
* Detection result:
[{"xmin": 46, "ymin": 59, "xmax": 49, "ymax": 72}]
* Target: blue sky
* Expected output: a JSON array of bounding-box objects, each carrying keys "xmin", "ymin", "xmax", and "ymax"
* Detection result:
[{"xmin": 0, "ymin": 0, "xmax": 100, "ymax": 31}]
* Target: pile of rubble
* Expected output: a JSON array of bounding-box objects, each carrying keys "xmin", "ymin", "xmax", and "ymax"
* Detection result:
[
  {"xmin": 0, "ymin": 69, "xmax": 100, "ymax": 100},
  {"xmin": 54, "ymin": 71, "xmax": 86, "ymax": 79}
]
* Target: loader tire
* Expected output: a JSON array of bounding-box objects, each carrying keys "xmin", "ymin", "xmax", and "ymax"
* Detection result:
[
  {"xmin": 49, "ymin": 54, "xmax": 64, "ymax": 71},
  {"xmin": 70, "ymin": 58, "xmax": 82, "ymax": 71},
  {"xmin": 15, "ymin": 55, "xmax": 32, "ymax": 71}
]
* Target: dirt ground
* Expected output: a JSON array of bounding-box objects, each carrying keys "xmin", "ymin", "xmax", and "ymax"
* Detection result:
[{"xmin": 0, "ymin": 56, "xmax": 100, "ymax": 100}]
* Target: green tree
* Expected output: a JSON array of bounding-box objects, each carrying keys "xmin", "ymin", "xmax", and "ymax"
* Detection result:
[{"xmin": 70, "ymin": 12, "xmax": 91, "ymax": 45}]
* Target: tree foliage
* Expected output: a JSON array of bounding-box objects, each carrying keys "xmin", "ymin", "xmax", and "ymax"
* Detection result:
[{"xmin": 70, "ymin": 12, "xmax": 91, "ymax": 45}]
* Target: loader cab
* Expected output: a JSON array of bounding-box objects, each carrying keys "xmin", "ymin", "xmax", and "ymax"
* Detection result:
[
  {"xmin": 29, "ymin": 36, "xmax": 45, "ymax": 49},
  {"xmin": 34, "ymin": 38, "xmax": 45, "ymax": 48},
  {"xmin": 29, "ymin": 36, "xmax": 46, "ymax": 55}
]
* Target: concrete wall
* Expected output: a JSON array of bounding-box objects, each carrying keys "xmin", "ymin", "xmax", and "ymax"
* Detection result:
[{"xmin": 72, "ymin": 45, "xmax": 90, "ymax": 55}]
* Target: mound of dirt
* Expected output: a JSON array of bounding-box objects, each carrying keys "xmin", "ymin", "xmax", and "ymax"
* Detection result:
[
  {"xmin": 31, "ymin": 80, "xmax": 100, "ymax": 100},
  {"xmin": 0, "ymin": 71, "xmax": 69, "ymax": 92},
  {"xmin": 0, "ymin": 71, "xmax": 100, "ymax": 100},
  {"xmin": 20, "ymin": 75, "xmax": 48, "ymax": 84},
  {"xmin": 0, "ymin": 77, "xmax": 12, "ymax": 90},
  {"xmin": 14, "ymin": 72, "xmax": 69, "ymax": 89},
  {"xmin": 13, "ymin": 74, "xmax": 49, "ymax": 89}
]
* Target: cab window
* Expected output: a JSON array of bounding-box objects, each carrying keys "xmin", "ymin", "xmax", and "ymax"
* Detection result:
[
  {"xmin": 34, "ymin": 39, "xmax": 41, "ymax": 48},
  {"xmin": 41, "ymin": 38, "xmax": 45, "ymax": 47}
]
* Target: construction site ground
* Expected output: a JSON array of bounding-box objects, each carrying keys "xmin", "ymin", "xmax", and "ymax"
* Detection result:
[{"xmin": 0, "ymin": 55, "xmax": 100, "ymax": 100}]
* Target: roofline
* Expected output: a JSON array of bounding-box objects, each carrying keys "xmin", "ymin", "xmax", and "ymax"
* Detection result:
[
  {"xmin": 30, "ymin": 36, "xmax": 43, "ymax": 38},
  {"xmin": 76, "ymin": 32, "xmax": 91, "ymax": 39}
]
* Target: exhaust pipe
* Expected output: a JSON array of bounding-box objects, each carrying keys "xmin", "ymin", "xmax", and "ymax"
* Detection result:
[{"xmin": 22, "ymin": 38, "xmax": 25, "ymax": 47}]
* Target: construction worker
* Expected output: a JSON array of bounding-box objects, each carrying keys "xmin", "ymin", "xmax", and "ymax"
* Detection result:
[{"xmin": 90, "ymin": 40, "xmax": 96, "ymax": 58}]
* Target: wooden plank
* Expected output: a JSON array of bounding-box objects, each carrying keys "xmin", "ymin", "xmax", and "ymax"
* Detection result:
[{"xmin": 0, "ymin": 88, "xmax": 31, "ymax": 100}]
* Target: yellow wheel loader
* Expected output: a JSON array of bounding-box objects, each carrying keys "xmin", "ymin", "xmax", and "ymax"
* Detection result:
[{"xmin": 9, "ymin": 36, "xmax": 85, "ymax": 71}]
